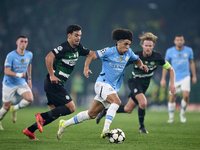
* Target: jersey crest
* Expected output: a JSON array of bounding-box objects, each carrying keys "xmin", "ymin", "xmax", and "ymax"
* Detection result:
[
  {"xmin": 21, "ymin": 59, "xmax": 24, "ymax": 63},
  {"xmin": 119, "ymin": 57, "xmax": 123, "ymax": 62}
]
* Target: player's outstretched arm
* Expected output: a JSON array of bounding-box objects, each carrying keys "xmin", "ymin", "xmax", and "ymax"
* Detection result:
[
  {"xmin": 83, "ymin": 51, "xmax": 97, "ymax": 78},
  {"xmin": 134, "ymin": 58, "xmax": 148, "ymax": 72}
]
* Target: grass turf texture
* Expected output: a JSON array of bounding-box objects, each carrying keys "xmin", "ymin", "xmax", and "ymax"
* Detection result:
[{"xmin": 0, "ymin": 107, "xmax": 200, "ymax": 150}]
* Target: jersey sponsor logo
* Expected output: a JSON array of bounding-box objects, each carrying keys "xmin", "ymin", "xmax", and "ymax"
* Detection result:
[
  {"xmin": 13, "ymin": 64, "xmax": 28, "ymax": 70},
  {"xmin": 54, "ymin": 46, "xmax": 63, "ymax": 54},
  {"xmin": 26, "ymin": 59, "xmax": 29, "ymax": 63},
  {"xmin": 172, "ymin": 59, "xmax": 188, "ymax": 65},
  {"xmin": 21, "ymin": 59, "xmax": 24, "ymax": 63},
  {"xmin": 109, "ymin": 63, "xmax": 125, "ymax": 70},
  {"xmin": 62, "ymin": 59, "xmax": 78, "ymax": 66},
  {"xmin": 150, "ymin": 61, "xmax": 155, "ymax": 65}
]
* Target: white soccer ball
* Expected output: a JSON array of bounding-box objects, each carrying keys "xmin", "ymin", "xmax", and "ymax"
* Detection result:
[{"xmin": 109, "ymin": 128, "xmax": 125, "ymax": 144}]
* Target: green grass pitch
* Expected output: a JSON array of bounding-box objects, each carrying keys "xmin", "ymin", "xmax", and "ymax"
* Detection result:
[{"xmin": 0, "ymin": 107, "xmax": 200, "ymax": 150}]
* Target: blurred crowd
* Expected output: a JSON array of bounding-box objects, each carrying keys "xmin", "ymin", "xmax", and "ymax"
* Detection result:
[{"xmin": 0, "ymin": 0, "xmax": 199, "ymax": 106}]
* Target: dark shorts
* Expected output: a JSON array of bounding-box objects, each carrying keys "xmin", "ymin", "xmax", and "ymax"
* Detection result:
[
  {"xmin": 44, "ymin": 76, "xmax": 72, "ymax": 107},
  {"xmin": 128, "ymin": 78, "xmax": 149, "ymax": 105}
]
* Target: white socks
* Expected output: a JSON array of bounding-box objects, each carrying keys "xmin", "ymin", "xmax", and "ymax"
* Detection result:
[
  {"xmin": 103, "ymin": 103, "xmax": 119, "ymax": 132},
  {"xmin": 13, "ymin": 99, "xmax": 31, "ymax": 111},
  {"xmin": 0, "ymin": 107, "xmax": 8, "ymax": 120},
  {"xmin": 168, "ymin": 99, "xmax": 187, "ymax": 119},
  {"xmin": 180, "ymin": 99, "xmax": 187, "ymax": 115},
  {"xmin": 168, "ymin": 102, "xmax": 176, "ymax": 119},
  {"xmin": 0, "ymin": 99, "xmax": 31, "ymax": 121},
  {"xmin": 64, "ymin": 110, "xmax": 90, "ymax": 127},
  {"xmin": 63, "ymin": 103, "xmax": 120, "ymax": 131}
]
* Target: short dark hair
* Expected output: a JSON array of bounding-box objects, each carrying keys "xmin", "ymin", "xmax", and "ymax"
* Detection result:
[
  {"xmin": 17, "ymin": 35, "xmax": 27, "ymax": 40},
  {"xmin": 175, "ymin": 34, "xmax": 184, "ymax": 38},
  {"xmin": 66, "ymin": 24, "xmax": 82, "ymax": 34},
  {"xmin": 112, "ymin": 28, "xmax": 133, "ymax": 41}
]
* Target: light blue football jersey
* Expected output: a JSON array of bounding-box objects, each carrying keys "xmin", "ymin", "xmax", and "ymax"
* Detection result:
[
  {"xmin": 95, "ymin": 46, "xmax": 139, "ymax": 92},
  {"xmin": 3, "ymin": 50, "xmax": 33, "ymax": 87},
  {"xmin": 165, "ymin": 46, "xmax": 193, "ymax": 82}
]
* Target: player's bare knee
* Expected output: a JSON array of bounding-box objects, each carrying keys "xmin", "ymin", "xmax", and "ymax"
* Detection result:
[
  {"xmin": 25, "ymin": 97, "xmax": 34, "ymax": 103},
  {"xmin": 88, "ymin": 111, "xmax": 98, "ymax": 119},
  {"xmin": 3, "ymin": 103, "xmax": 11, "ymax": 110},
  {"xmin": 3, "ymin": 105, "xmax": 11, "ymax": 111},
  {"xmin": 88, "ymin": 112, "xmax": 97, "ymax": 119},
  {"xmin": 183, "ymin": 97, "xmax": 189, "ymax": 103},
  {"xmin": 89, "ymin": 115, "xmax": 96, "ymax": 119},
  {"xmin": 139, "ymin": 102, "xmax": 147, "ymax": 109},
  {"xmin": 169, "ymin": 95, "xmax": 176, "ymax": 102},
  {"xmin": 69, "ymin": 106, "xmax": 76, "ymax": 113},
  {"xmin": 125, "ymin": 109, "xmax": 133, "ymax": 114},
  {"xmin": 183, "ymin": 94, "xmax": 189, "ymax": 101},
  {"xmin": 124, "ymin": 106, "xmax": 133, "ymax": 114},
  {"xmin": 114, "ymin": 99, "xmax": 121, "ymax": 106},
  {"xmin": 126, "ymin": 110, "xmax": 132, "ymax": 114}
]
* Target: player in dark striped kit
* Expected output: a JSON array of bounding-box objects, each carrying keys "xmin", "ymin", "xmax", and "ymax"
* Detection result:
[{"xmin": 23, "ymin": 24, "xmax": 94, "ymax": 140}]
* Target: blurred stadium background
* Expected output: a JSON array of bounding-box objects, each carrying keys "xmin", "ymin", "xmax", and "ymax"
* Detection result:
[{"xmin": 0, "ymin": 0, "xmax": 199, "ymax": 110}]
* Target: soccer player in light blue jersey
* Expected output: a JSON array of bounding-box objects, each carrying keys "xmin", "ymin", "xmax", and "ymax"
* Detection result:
[
  {"xmin": 57, "ymin": 28, "xmax": 148, "ymax": 140},
  {"xmin": 0, "ymin": 36, "xmax": 33, "ymax": 130},
  {"xmin": 96, "ymin": 32, "xmax": 176, "ymax": 134},
  {"xmin": 160, "ymin": 34, "xmax": 197, "ymax": 123}
]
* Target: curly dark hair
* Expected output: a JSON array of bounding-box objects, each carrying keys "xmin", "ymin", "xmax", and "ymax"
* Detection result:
[{"xmin": 112, "ymin": 28, "xmax": 133, "ymax": 41}]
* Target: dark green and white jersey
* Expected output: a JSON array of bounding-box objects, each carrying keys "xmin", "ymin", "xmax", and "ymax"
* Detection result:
[
  {"xmin": 51, "ymin": 41, "xmax": 90, "ymax": 85},
  {"xmin": 129, "ymin": 50, "xmax": 170, "ymax": 86}
]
